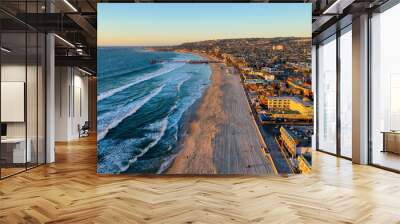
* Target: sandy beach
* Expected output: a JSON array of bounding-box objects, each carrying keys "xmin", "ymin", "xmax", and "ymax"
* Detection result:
[{"xmin": 166, "ymin": 53, "xmax": 276, "ymax": 174}]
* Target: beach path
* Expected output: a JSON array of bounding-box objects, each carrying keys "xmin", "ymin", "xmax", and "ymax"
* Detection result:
[{"xmin": 167, "ymin": 57, "xmax": 276, "ymax": 175}]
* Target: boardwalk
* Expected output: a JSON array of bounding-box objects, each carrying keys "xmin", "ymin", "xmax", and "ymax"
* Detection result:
[
  {"xmin": 213, "ymin": 65, "xmax": 275, "ymax": 174},
  {"xmin": 167, "ymin": 60, "xmax": 275, "ymax": 174}
]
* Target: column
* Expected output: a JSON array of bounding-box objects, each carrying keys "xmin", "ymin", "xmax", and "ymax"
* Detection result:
[{"xmin": 352, "ymin": 14, "xmax": 369, "ymax": 164}]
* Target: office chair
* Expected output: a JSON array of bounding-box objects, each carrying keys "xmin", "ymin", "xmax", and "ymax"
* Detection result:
[{"xmin": 79, "ymin": 121, "xmax": 90, "ymax": 138}]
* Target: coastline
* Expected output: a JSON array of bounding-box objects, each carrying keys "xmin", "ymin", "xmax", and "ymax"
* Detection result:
[
  {"xmin": 156, "ymin": 78, "xmax": 206, "ymax": 174},
  {"xmin": 156, "ymin": 51, "xmax": 215, "ymax": 174},
  {"xmin": 165, "ymin": 51, "xmax": 275, "ymax": 174},
  {"xmin": 165, "ymin": 52, "xmax": 222, "ymax": 174}
]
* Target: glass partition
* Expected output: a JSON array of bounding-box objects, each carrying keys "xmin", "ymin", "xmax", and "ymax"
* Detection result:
[
  {"xmin": 317, "ymin": 35, "xmax": 337, "ymax": 154},
  {"xmin": 339, "ymin": 26, "xmax": 352, "ymax": 158},
  {"xmin": 0, "ymin": 1, "xmax": 46, "ymax": 179},
  {"xmin": 1, "ymin": 31, "xmax": 28, "ymax": 177},
  {"xmin": 27, "ymin": 30, "xmax": 38, "ymax": 169},
  {"xmin": 38, "ymin": 32, "xmax": 46, "ymax": 165},
  {"xmin": 370, "ymin": 3, "xmax": 400, "ymax": 171}
]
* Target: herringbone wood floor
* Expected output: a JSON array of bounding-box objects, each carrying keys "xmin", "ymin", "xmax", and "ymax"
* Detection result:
[{"xmin": 1, "ymin": 135, "xmax": 400, "ymax": 224}]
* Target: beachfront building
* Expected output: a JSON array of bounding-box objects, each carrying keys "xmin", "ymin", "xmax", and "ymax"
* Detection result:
[
  {"xmin": 280, "ymin": 126, "xmax": 298, "ymax": 156},
  {"xmin": 280, "ymin": 126, "xmax": 312, "ymax": 171},
  {"xmin": 297, "ymin": 156, "xmax": 312, "ymax": 174},
  {"xmin": 263, "ymin": 96, "xmax": 313, "ymax": 118},
  {"xmin": 279, "ymin": 126, "xmax": 312, "ymax": 173},
  {"xmin": 279, "ymin": 126, "xmax": 312, "ymax": 155}
]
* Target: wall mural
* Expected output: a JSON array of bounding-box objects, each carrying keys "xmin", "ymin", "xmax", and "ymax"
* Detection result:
[{"xmin": 97, "ymin": 3, "xmax": 313, "ymax": 175}]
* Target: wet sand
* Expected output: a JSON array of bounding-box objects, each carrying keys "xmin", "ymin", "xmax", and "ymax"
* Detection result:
[{"xmin": 166, "ymin": 54, "xmax": 275, "ymax": 174}]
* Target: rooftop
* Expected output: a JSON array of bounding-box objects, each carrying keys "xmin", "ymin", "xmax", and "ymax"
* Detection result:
[
  {"xmin": 282, "ymin": 125, "xmax": 313, "ymax": 147},
  {"xmin": 267, "ymin": 96, "xmax": 313, "ymax": 107},
  {"xmin": 290, "ymin": 80, "xmax": 311, "ymax": 89}
]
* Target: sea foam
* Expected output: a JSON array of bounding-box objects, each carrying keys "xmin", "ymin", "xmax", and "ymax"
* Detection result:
[
  {"xmin": 97, "ymin": 62, "xmax": 184, "ymax": 101},
  {"xmin": 97, "ymin": 84, "xmax": 165, "ymax": 141},
  {"xmin": 98, "ymin": 117, "xmax": 169, "ymax": 173}
]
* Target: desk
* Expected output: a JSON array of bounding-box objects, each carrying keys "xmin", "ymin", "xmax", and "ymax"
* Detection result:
[
  {"xmin": 382, "ymin": 131, "xmax": 400, "ymax": 154},
  {"xmin": 1, "ymin": 138, "xmax": 31, "ymax": 163}
]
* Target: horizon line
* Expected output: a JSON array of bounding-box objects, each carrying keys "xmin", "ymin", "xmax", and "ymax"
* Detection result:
[{"xmin": 98, "ymin": 36, "xmax": 312, "ymax": 47}]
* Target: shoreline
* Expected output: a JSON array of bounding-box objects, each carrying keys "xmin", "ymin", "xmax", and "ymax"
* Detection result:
[
  {"xmin": 157, "ymin": 51, "xmax": 215, "ymax": 174},
  {"xmin": 156, "ymin": 79, "xmax": 207, "ymax": 174},
  {"xmin": 165, "ymin": 52, "xmax": 222, "ymax": 174}
]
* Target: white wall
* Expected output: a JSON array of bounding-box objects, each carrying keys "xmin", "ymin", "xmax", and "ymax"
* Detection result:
[
  {"xmin": 73, "ymin": 73, "xmax": 89, "ymax": 137},
  {"xmin": 1, "ymin": 65, "xmax": 26, "ymax": 138},
  {"xmin": 1, "ymin": 65, "xmax": 41, "ymax": 138},
  {"xmin": 55, "ymin": 67, "xmax": 70, "ymax": 141},
  {"xmin": 55, "ymin": 67, "xmax": 89, "ymax": 141}
]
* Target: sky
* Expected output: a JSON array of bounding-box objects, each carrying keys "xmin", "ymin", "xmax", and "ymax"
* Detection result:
[{"xmin": 98, "ymin": 3, "xmax": 311, "ymax": 46}]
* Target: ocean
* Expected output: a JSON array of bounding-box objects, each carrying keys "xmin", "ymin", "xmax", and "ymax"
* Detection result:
[{"xmin": 97, "ymin": 47, "xmax": 212, "ymax": 174}]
